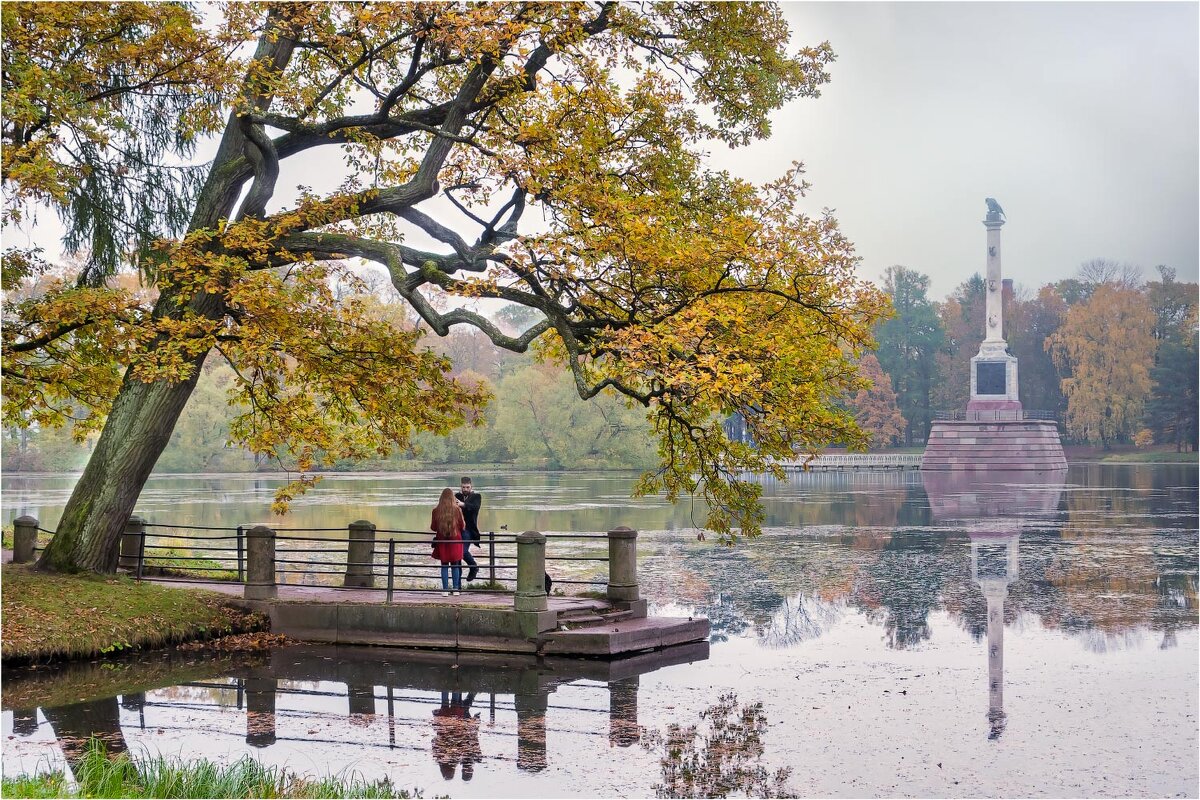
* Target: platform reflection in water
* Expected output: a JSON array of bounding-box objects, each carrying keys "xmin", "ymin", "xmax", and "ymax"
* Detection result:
[{"xmin": 2, "ymin": 642, "xmax": 709, "ymax": 790}]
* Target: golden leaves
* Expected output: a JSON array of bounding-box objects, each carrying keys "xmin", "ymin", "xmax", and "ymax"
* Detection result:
[
  {"xmin": 1047, "ymin": 284, "xmax": 1157, "ymax": 445},
  {"xmin": 2, "ymin": 2, "xmax": 238, "ymax": 215},
  {"xmin": 6, "ymin": 1, "xmax": 888, "ymax": 543}
]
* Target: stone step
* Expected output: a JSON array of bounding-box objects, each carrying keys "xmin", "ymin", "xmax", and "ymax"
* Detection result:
[
  {"xmin": 558, "ymin": 606, "xmax": 611, "ymax": 620},
  {"xmin": 557, "ymin": 609, "xmax": 636, "ymax": 629},
  {"xmin": 539, "ymin": 616, "xmax": 710, "ymax": 656}
]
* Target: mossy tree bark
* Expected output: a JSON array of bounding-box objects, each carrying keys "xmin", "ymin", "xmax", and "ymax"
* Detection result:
[
  {"xmin": 35, "ymin": 365, "xmax": 208, "ymax": 573},
  {"xmin": 36, "ymin": 21, "xmax": 296, "ymax": 574}
]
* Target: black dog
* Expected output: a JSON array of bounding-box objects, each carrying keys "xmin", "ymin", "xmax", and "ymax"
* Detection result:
[{"xmin": 544, "ymin": 573, "xmax": 553, "ymax": 595}]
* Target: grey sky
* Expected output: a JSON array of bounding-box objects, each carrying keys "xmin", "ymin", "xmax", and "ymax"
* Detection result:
[
  {"xmin": 7, "ymin": 2, "xmax": 1197, "ymax": 302},
  {"xmin": 725, "ymin": 1, "xmax": 1199, "ymax": 297}
]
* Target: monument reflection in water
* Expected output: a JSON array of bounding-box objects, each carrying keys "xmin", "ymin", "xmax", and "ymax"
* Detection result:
[
  {"xmin": 4, "ymin": 641, "xmax": 709, "ymax": 784},
  {"xmin": 923, "ymin": 468, "xmax": 1066, "ymax": 740}
]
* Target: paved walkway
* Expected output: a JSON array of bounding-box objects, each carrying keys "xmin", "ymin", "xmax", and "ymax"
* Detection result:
[
  {"xmin": 3, "ymin": 556, "xmax": 601, "ymax": 614},
  {"xmin": 147, "ymin": 576, "xmax": 608, "ymax": 613}
]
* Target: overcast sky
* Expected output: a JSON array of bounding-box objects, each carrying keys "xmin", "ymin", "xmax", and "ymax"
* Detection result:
[
  {"xmin": 743, "ymin": 1, "xmax": 1200, "ymax": 297},
  {"xmin": 8, "ymin": 2, "xmax": 1197, "ymax": 301}
]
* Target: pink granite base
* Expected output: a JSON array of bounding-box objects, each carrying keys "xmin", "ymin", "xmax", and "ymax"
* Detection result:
[{"xmin": 921, "ymin": 420, "xmax": 1066, "ymax": 471}]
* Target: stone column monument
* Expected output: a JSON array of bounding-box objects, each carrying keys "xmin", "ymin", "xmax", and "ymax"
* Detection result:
[
  {"xmin": 970, "ymin": 199, "xmax": 1020, "ymax": 412},
  {"xmin": 921, "ymin": 199, "xmax": 1065, "ymax": 471}
]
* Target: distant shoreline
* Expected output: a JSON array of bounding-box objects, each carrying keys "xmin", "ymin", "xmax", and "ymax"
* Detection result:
[{"xmin": 4, "ymin": 451, "xmax": 1198, "ymax": 481}]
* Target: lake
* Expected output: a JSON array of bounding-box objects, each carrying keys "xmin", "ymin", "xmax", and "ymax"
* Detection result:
[{"xmin": 3, "ymin": 465, "xmax": 1197, "ymax": 797}]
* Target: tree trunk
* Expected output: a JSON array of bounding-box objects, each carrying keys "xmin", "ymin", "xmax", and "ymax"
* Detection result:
[
  {"xmin": 37, "ymin": 357, "xmax": 206, "ymax": 573},
  {"xmin": 34, "ymin": 16, "xmax": 296, "ymax": 574},
  {"xmin": 43, "ymin": 696, "xmax": 131, "ymax": 777}
]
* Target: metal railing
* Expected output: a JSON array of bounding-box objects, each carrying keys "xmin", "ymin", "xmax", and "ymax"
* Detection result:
[
  {"xmin": 933, "ymin": 409, "xmax": 1058, "ymax": 422},
  {"xmin": 775, "ymin": 454, "xmax": 923, "ymax": 470},
  {"xmin": 14, "ymin": 517, "xmax": 614, "ymax": 600}
]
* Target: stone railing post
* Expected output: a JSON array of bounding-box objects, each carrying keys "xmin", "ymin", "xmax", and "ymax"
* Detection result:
[
  {"xmin": 344, "ymin": 519, "xmax": 376, "ymax": 588},
  {"xmin": 607, "ymin": 526, "xmax": 647, "ymax": 618},
  {"xmin": 514, "ymin": 531, "xmax": 547, "ymax": 612},
  {"xmin": 12, "ymin": 515, "xmax": 38, "ymax": 564},
  {"xmin": 245, "ymin": 677, "xmax": 277, "ymax": 748},
  {"xmin": 607, "ymin": 526, "xmax": 639, "ymax": 602},
  {"xmin": 244, "ymin": 525, "xmax": 277, "ymax": 600},
  {"xmin": 119, "ymin": 515, "xmax": 146, "ymax": 572},
  {"xmin": 515, "ymin": 676, "xmax": 550, "ymax": 773}
]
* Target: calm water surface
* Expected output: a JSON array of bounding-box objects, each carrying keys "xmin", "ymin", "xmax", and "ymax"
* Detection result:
[{"xmin": 2, "ymin": 465, "xmax": 1197, "ymax": 797}]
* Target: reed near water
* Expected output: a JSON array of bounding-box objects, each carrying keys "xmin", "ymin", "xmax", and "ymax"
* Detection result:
[{"xmin": 0, "ymin": 739, "xmax": 420, "ymax": 799}]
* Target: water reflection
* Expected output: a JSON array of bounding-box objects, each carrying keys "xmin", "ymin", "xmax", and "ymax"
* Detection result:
[
  {"xmin": 663, "ymin": 466, "xmax": 1196, "ymax": 651},
  {"xmin": 42, "ymin": 697, "xmax": 130, "ymax": 770},
  {"xmin": 4, "ymin": 466, "xmax": 1197, "ymax": 795},
  {"xmin": 923, "ymin": 470, "xmax": 1067, "ymax": 741},
  {"xmin": 3, "ymin": 643, "xmax": 708, "ymax": 786},
  {"xmin": 432, "ymin": 692, "xmax": 482, "ymax": 781}
]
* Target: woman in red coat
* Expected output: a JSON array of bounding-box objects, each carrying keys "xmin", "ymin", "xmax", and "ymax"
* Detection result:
[{"xmin": 431, "ymin": 487, "xmax": 465, "ymax": 595}]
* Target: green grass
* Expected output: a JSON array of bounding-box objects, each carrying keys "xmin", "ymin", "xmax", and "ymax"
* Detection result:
[
  {"xmin": 144, "ymin": 547, "xmax": 239, "ymax": 581},
  {"xmin": 1098, "ymin": 450, "xmax": 1198, "ymax": 463},
  {"xmin": 1, "ymin": 739, "xmax": 420, "ymax": 798},
  {"xmin": 1, "ymin": 564, "xmax": 265, "ymax": 664}
]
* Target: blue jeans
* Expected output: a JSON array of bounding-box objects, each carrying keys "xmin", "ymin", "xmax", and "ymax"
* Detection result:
[
  {"xmin": 440, "ymin": 562, "xmax": 462, "ymax": 591},
  {"xmin": 461, "ymin": 538, "xmax": 478, "ymax": 580}
]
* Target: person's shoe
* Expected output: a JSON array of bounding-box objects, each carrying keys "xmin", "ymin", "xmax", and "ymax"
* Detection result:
[
  {"xmin": 441, "ymin": 591, "xmax": 450, "ymax": 597},
  {"xmin": 466, "ymin": 570, "xmax": 478, "ymax": 582},
  {"xmin": 452, "ymin": 591, "xmax": 461, "ymax": 596}
]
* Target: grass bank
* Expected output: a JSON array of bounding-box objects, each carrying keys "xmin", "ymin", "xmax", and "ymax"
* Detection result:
[
  {"xmin": 1, "ymin": 565, "xmax": 265, "ymax": 664},
  {"xmin": 1098, "ymin": 450, "xmax": 1197, "ymax": 464},
  {"xmin": 1, "ymin": 740, "xmax": 419, "ymax": 798}
]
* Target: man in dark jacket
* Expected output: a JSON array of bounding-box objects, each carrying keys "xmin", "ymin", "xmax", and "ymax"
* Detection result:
[{"xmin": 455, "ymin": 477, "xmax": 482, "ymax": 582}]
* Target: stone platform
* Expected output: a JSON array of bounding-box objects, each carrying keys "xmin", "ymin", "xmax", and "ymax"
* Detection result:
[
  {"xmin": 921, "ymin": 419, "xmax": 1067, "ymax": 471},
  {"xmin": 143, "ymin": 579, "xmax": 710, "ymax": 658}
]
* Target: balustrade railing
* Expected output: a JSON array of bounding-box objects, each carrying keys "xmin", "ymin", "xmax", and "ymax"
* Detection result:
[
  {"xmin": 774, "ymin": 453, "xmax": 923, "ymax": 470},
  {"xmin": 10, "ymin": 515, "xmax": 635, "ymax": 609},
  {"xmin": 933, "ymin": 409, "xmax": 1058, "ymax": 422}
]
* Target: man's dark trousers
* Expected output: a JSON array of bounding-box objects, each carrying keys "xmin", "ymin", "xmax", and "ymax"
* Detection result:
[{"xmin": 456, "ymin": 491, "xmax": 482, "ymax": 581}]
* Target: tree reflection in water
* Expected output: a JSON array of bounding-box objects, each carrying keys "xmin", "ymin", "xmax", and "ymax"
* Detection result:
[
  {"xmin": 667, "ymin": 466, "xmax": 1196, "ymax": 651},
  {"xmin": 645, "ymin": 692, "xmax": 793, "ymax": 799},
  {"xmin": 41, "ymin": 696, "xmax": 131, "ymax": 777}
]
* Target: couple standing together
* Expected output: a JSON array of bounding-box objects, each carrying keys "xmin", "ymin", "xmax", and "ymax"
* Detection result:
[{"xmin": 430, "ymin": 477, "xmax": 482, "ymax": 596}]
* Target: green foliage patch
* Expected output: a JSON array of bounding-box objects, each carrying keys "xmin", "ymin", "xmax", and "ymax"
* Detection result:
[{"xmin": 1, "ymin": 739, "xmax": 419, "ymax": 798}]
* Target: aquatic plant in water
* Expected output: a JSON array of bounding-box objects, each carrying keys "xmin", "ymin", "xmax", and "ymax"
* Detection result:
[{"xmin": 646, "ymin": 692, "xmax": 794, "ymax": 798}]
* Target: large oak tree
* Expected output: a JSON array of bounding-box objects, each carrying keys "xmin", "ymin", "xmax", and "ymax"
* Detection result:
[{"xmin": 3, "ymin": 2, "xmax": 888, "ymax": 572}]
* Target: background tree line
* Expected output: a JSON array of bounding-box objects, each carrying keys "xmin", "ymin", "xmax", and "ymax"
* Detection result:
[
  {"xmin": 6, "ymin": 257, "xmax": 1195, "ymax": 473},
  {"xmin": 2, "ymin": 266, "xmax": 658, "ymax": 473},
  {"xmin": 850, "ymin": 260, "xmax": 1197, "ymax": 451}
]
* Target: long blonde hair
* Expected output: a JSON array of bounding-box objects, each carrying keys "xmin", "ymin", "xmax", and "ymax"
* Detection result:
[{"xmin": 433, "ymin": 487, "xmax": 460, "ymax": 537}]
